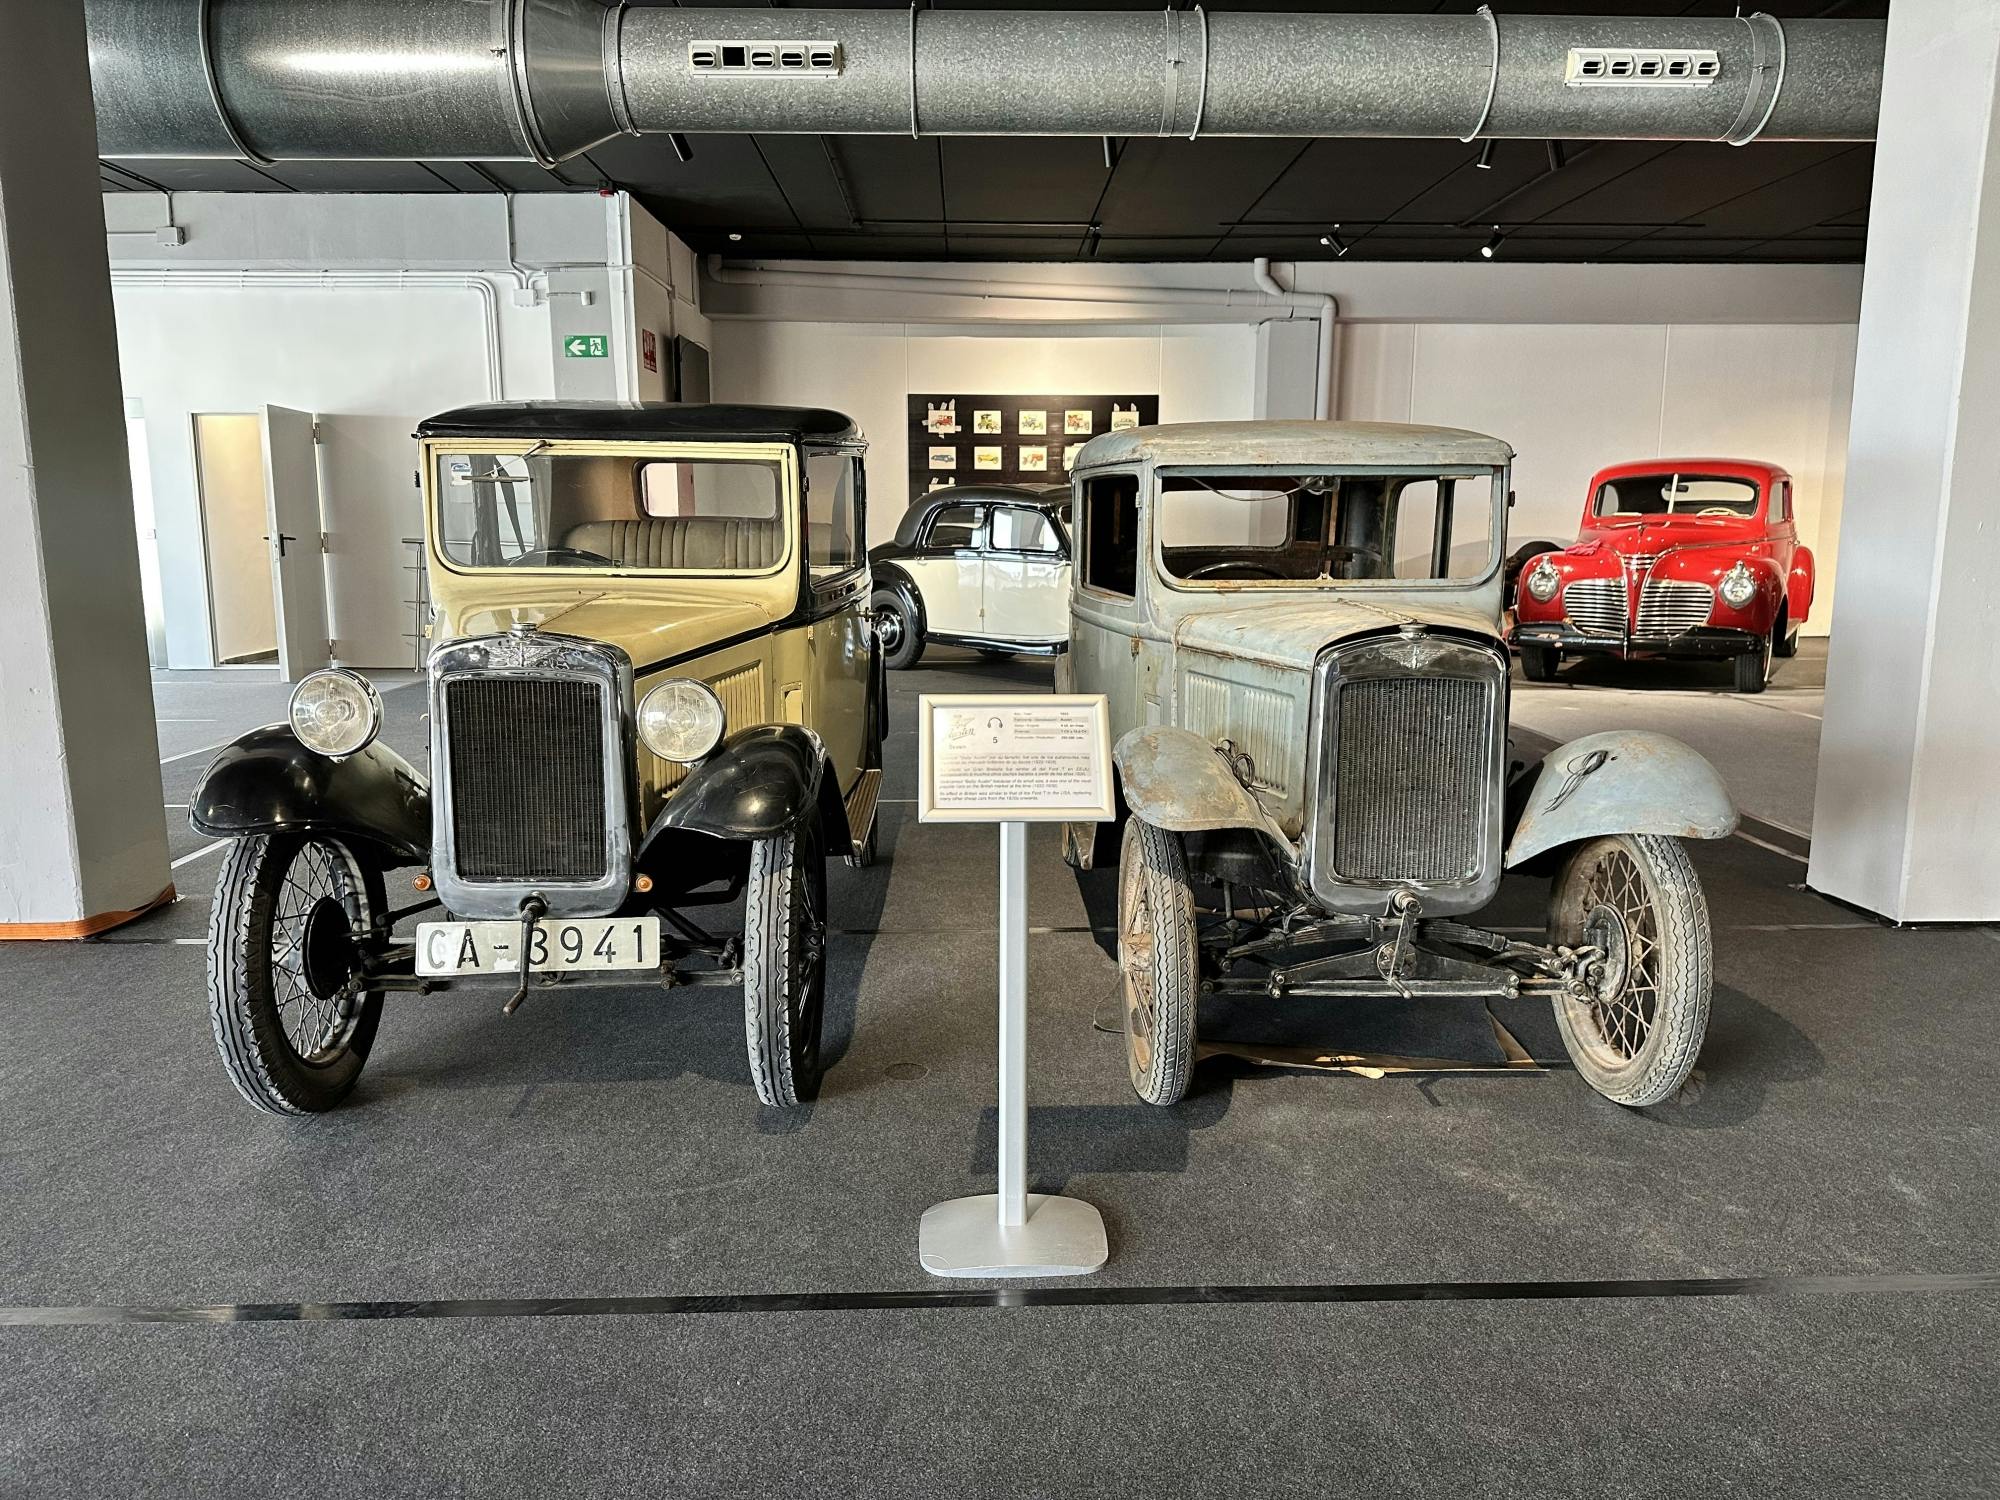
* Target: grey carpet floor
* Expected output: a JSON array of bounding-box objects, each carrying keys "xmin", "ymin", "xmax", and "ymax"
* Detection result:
[{"xmin": 5, "ymin": 645, "xmax": 1994, "ymax": 1496}]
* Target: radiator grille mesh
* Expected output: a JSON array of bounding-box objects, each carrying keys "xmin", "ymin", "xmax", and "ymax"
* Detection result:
[
  {"xmin": 1332, "ymin": 676, "xmax": 1489, "ymax": 884},
  {"xmin": 445, "ymin": 676, "xmax": 607, "ymax": 882}
]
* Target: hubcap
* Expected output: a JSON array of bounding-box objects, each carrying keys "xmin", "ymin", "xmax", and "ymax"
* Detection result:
[
  {"xmin": 877, "ymin": 606, "xmax": 905, "ymax": 652},
  {"xmin": 269, "ymin": 840, "xmax": 369, "ymax": 1062}
]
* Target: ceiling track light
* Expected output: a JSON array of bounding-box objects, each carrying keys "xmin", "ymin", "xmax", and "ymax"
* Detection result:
[
  {"xmin": 669, "ymin": 132, "xmax": 694, "ymax": 164},
  {"xmin": 1083, "ymin": 223, "xmax": 1102, "ymax": 258},
  {"xmin": 1475, "ymin": 139, "xmax": 1496, "ymax": 170},
  {"xmin": 1545, "ymin": 140, "xmax": 1566, "ymax": 172},
  {"xmin": 1480, "ymin": 226, "xmax": 1504, "ymax": 259},
  {"xmin": 1318, "ymin": 225, "xmax": 1350, "ymax": 257}
]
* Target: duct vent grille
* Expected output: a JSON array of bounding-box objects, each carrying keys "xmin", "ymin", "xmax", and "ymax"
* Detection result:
[
  {"xmin": 1566, "ymin": 48, "xmax": 1720, "ymax": 87},
  {"xmin": 688, "ymin": 40, "xmax": 844, "ymax": 77}
]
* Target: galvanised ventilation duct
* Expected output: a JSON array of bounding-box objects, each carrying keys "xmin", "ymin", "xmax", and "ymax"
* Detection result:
[{"xmin": 88, "ymin": 2, "xmax": 1885, "ymax": 165}]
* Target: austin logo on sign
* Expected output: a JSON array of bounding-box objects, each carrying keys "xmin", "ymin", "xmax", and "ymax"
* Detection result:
[{"xmin": 641, "ymin": 328, "xmax": 659, "ymax": 375}]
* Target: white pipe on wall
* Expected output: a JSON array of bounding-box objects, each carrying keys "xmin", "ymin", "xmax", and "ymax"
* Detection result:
[{"xmin": 706, "ymin": 255, "xmax": 1339, "ymax": 415}]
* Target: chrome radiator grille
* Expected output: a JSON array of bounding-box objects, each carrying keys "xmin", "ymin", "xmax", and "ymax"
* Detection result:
[
  {"xmin": 1562, "ymin": 577, "xmax": 1628, "ymax": 635},
  {"xmin": 444, "ymin": 676, "xmax": 607, "ymax": 882},
  {"xmin": 1635, "ymin": 579, "xmax": 1714, "ymax": 636},
  {"xmin": 1331, "ymin": 677, "xmax": 1490, "ymax": 884}
]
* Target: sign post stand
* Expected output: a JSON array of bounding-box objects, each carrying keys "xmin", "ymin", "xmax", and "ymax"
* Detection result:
[{"xmin": 916, "ymin": 695, "xmax": 1113, "ymax": 1279}]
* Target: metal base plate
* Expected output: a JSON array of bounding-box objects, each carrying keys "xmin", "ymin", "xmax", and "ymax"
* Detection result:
[{"xmin": 919, "ymin": 1193, "xmax": 1108, "ymax": 1279}]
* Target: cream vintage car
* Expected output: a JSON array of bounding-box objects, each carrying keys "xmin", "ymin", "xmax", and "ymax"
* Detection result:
[
  {"xmin": 1060, "ymin": 421, "xmax": 1739, "ymax": 1109},
  {"xmin": 192, "ymin": 402, "xmax": 884, "ymax": 1114}
]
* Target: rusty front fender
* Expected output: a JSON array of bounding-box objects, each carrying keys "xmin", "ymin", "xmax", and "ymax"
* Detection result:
[
  {"xmin": 1113, "ymin": 726, "xmax": 1295, "ymax": 853},
  {"xmin": 1506, "ymin": 730, "xmax": 1737, "ymax": 867}
]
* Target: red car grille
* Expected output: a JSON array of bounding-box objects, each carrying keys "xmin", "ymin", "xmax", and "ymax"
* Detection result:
[{"xmin": 1562, "ymin": 577, "xmax": 1628, "ymax": 635}]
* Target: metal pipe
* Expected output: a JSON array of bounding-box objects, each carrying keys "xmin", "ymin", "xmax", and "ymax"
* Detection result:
[
  {"xmin": 90, "ymin": 3, "xmax": 1884, "ymax": 162},
  {"xmin": 1253, "ymin": 257, "xmax": 1336, "ymax": 420}
]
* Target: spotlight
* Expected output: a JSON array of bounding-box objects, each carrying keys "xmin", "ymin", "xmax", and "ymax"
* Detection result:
[
  {"xmin": 1480, "ymin": 226, "xmax": 1504, "ymax": 259},
  {"xmin": 727, "ymin": 232, "xmax": 742, "ymax": 242},
  {"xmin": 1083, "ymin": 223, "xmax": 1102, "ymax": 258},
  {"xmin": 669, "ymin": 132, "xmax": 695, "ymax": 164},
  {"xmin": 1318, "ymin": 226, "xmax": 1350, "ymax": 257},
  {"xmin": 1545, "ymin": 140, "xmax": 1566, "ymax": 172},
  {"xmin": 1475, "ymin": 139, "xmax": 1496, "ymax": 170}
]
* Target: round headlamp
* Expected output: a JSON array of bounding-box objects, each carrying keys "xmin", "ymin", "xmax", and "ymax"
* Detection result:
[
  {"xmin": 289, "ymin": 669, "xmax": 383, "ymax": 758},
  {"xmin": 1525, "ymin": 558, "xmax": 1561, "ymax": 603},
  {"xmin": 638, "ymin": 678, "xmax": 726, "ymax": 763},
  {"xmin": 1718, "ymin": 562, "xmax": 1758, "ymax": 609}
]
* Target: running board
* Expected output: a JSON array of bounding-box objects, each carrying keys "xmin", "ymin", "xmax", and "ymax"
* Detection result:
[{"xmin": 844, "ymin": 767, "xmax": 883, "ymax": 856}]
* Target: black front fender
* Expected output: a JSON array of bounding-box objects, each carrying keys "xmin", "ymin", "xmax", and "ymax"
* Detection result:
[
  {"xmin": 192, "ymin": 726, "xmax": 430, "ymax": 866},
  {"xmin": 646, "ymin": 724, "xmax": 843, "ymax": 847}
]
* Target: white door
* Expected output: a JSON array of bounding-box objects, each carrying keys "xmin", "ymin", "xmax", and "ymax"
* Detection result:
[
  {"xmin": 983, "ymin": 505, "xmax": 1069, "ymax": 642},
  {"xmin": 906, "ymin": 502, "xmax": 986, "ymax": 635},
  {"xmin": 259, "ymin": 405, "xmax": 330, "ymax": 680}
]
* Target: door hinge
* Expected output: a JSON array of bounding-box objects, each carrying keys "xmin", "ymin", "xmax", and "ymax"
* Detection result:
[
  {"xmin": 320, "ymin": 533, "xmax": 331, "ymax": 554},
  {"xmin": 312, "ymin": 421, "xmax": 325, "ymax": 444},
  {"xmin": 327, "ymin": 638, "xmax": 338, "ymax": 658}
]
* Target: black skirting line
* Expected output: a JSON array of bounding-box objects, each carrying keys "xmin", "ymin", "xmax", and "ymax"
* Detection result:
[{"xmin": 5, "ymin": 1272, "xmax": 1995, "ymax": 1328}]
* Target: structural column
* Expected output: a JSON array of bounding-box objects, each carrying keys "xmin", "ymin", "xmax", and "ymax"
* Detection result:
[
  {"xmin": 0, "ymin": 3, "xmax": 171, "ymax": 933},
  {"xmin": 1810, "ymin": 0, "xmax": 2000, "ymax": 923}
]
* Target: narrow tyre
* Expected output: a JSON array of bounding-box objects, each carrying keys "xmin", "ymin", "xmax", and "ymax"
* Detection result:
[
  {"xmin": 1116, "ymin": 818, "xmax": 1201, "ymax": 1106},
  {"xmin": 1548, "ymin": 833, "xmax": 1712, "ymax": 1107},
  {"xmin": 871, "ymin": 586, "xmax": 925, "ymax": 671},
  {"xmin": 742, "ymin": 814, "xmax": 829, "ymax": 1106},
  {"xmin": 1519, "ymin": 644, "xmax": 1560, "ymax": 682},
  {"xmin": 207, "ymin": 833, "xmax": 385, "ymax": 1115},
  {"xmin": 1733, "ymin": 631, "xmax": 1771, "ymax": 693}
]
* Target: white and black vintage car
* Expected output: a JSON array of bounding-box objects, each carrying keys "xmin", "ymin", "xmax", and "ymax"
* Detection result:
[
  {"xmin": 868, "ymin": 484, "xmax": 1071, "ymax": 669},
  {"xmin": 191, "ymin": 402, "xmax": 886, "ymax": 1115},
  {"xmin": 1061, "ymin": 421, "xmax": 1739, "ymax": 1108}
]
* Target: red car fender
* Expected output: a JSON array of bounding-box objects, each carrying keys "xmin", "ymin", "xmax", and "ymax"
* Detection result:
[
  {"xmin": 1788, "ymin": 545, "xmax": 1815, "ymax": 625},
  {"xmin": 1650, "ymin": 545, "xmax": 1783, "ymax": 631},
  {"xmin": 1513, "ymin": 540, "xmax": 1617, "ymax": 623}
]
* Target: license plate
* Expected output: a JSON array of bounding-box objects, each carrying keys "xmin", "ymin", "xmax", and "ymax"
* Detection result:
[{"xmin": 415, "ymin": 916, "xmax": 661, "ymax": 977}]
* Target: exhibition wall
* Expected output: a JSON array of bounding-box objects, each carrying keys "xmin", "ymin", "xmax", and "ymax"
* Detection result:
[
  {"xmin": 711, "ymin": 309, "xmax": 1857, "ymax": 633},
  {"xmin": 104, "ymin": 193, "xmax": 708, "ymax": 669}
]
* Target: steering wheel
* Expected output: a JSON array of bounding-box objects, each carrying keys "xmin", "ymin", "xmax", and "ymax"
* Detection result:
[
  {"xmin": 1697, "ymin": 507, "xmax": 1738, "ymax": 517},
  {"xmin": 502, "ymin": 547, "xmax": 620, "ymax": 568},
  {"xmin": 1185, "ymin": 560, "xmax": 1286, "ymax": 581}
]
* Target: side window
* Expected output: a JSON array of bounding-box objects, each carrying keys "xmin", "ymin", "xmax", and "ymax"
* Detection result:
[
  {"xmin": 990, "ymin": 506, "xmax": 1060, "ymax": 554},
  {"xmin": 1390, "ymin": 476, "xmax": 1495, "ymax": 580},
  {"xmin": 924, "ymin": 504, "xmax": 985, "ymax": 551},
  {"xmin": 804, "ymin": 449, "xmax": 862, "ymax": 579},
  {"xmin": 1081, "ymin": 472, "xmax": 1140, "ymax": 598}
]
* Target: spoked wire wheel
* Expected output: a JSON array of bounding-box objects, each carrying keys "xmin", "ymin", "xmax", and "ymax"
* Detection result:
[
  {"xmin": 1116, "ymin": 818, "xmax": 1199, "ymax": 1106},
  {"xmin": 1549, "ymin": 833, "xmax": 1712, "ymax": 1107},
  {"xmin": 743, "ymin": 812, "xmax": 829, "ymax": 1107},
  {"xmin": 208, "ymin": 833, "xmax": 386, "ymax": 1115}
]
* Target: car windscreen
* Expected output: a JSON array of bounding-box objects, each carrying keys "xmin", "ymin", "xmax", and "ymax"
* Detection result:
[
  {"xmin": 1594, "ymin": 473, "xmax": 1760, "ymax": 518},
  {"xmin": 1157, "ymin": 470, "xmax": 1498, "ymax": 586},
  {"xmin": 434, "ymin": 450, "xmax": 784, "ymax": 572}
]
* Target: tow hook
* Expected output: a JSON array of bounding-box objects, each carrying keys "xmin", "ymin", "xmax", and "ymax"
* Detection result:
[{"xmin": 502, "ymin": 894, "xmax": 549, "ymax": 1016}]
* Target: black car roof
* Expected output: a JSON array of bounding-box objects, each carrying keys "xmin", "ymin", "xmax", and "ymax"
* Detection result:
[
  {"xmin": 887, "ymin": 484, "xmax": 1069, "ymax": 549},
  {"xmin": 415, "ymin": 401, "xmax": 861, "ymax": 444}
]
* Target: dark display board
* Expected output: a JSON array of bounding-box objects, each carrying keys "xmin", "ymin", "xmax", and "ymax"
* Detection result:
[{"xmin": 907, "ymin": 392, "xmax": 1160, "ymax": 504}]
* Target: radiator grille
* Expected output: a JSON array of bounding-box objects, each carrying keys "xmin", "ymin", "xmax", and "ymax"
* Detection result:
[
  {"xmin": 1331, "ymin": 676, "xmax": 1490, "ymax": 884},
  {"xmin": 444, "ymin": 676, "xmax": 607, "ymax": 882},
  {"xmin": 1636, "ymin": 579, "xmax": 1714, "ymax": 636},
  {"xmin": 1563, "ymin": 576, "xmax": 1628, "ymax": 635}
]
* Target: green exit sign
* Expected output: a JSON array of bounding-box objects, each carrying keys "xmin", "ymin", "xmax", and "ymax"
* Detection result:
[{"xmin": 563, "ymin": 334, "xmax": 609, "ymax": 359}]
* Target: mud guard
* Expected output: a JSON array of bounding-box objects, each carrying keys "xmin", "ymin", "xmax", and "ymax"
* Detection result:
[
  {"xmin": 1112, "ymin": 726, "xmax": 1295, "ymax": 860},
  {"xmin": 644, "ymin": 724, "xmax": 851, "ymax": 849},
  {"xmin": 191, "ymin": 725, "xmax": 430, "ymax": 865},
  {"xmin": 1506, "ymin": 730, "xmax": 1737, "ymax": 867}
]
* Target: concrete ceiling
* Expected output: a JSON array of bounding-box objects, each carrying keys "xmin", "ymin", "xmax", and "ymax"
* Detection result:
[{"xmin": 98, "ymin": 0, "xmax": 1889, "ymax": 264}]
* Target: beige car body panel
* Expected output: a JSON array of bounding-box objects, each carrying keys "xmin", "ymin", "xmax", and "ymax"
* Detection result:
[{"xmin": 423, "ymin": 436, "xmax": 871, "ymax": 827}]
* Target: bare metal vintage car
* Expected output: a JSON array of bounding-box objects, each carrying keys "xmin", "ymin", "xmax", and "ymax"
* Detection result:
[{"xmin": 1059, "ymin": 421, "xmax": 1738, "ymax": 1108}]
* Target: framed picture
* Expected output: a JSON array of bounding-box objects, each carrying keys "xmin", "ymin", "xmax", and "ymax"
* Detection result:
[{"xmin": 907, "ymin": 394, "xmax": 1157, "ymax": 506}]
